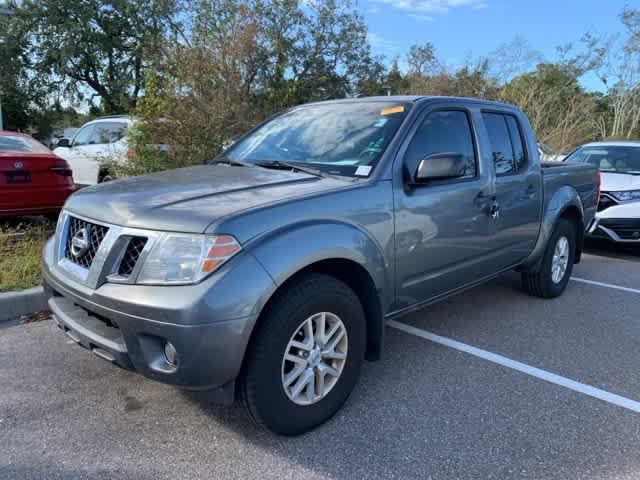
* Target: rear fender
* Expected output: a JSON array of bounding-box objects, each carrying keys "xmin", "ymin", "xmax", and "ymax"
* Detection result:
[{"xmin": 520, "ymin": 186, "xmax": 585, "ymax": 271}]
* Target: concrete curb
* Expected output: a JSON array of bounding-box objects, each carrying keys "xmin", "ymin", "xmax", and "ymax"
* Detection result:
[{"xmin": 0, "ymin": 286, "xmax": 48, "ymax": 322}]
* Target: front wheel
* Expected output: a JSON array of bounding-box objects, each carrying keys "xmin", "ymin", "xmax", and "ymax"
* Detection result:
[
  {"xmin": 239, "ymin": 273, "xmax": 366, "ymax": 436},
  {"xmin": 521, "ymin": 218, "xmax": 577, "ymax": 298}
]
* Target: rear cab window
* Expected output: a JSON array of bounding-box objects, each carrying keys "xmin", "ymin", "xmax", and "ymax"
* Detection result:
[{"xmin": 482, "ymin": 112, "xmax": 527, "ymax": 176}]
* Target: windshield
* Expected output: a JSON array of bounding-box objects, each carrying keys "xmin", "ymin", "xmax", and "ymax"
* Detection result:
[
  {"xmin": 225, "ymin": 102, "xmax": 411, "ymax": 177},
  {"xmin": 565, "ymin": 145, "xmax": 640, "ymax": 175},
  {"xmin": 0, "ymin": 134, "xmax": 50, "ymax": 153}
]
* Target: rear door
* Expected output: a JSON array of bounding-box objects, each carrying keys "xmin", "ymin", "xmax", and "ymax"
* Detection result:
[
  {"xmin": 481, "ymin": 111, "xmax": 541, "ymax": 268},
  {"xmin": 393, "ymin": 103, "xmax": 496, "ymax": 309}
]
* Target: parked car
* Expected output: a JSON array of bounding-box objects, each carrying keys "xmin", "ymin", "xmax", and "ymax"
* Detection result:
[
  {"xmin": 537, "ymin": 143, "xmax": 567, "ymax": 162},
  {"xmin": 44, "ymin": 127, "xmax": 79, "ymax": 149},
  {"xmin": 0, "ymin": 131, "xmax": 75, "ymax": 217},
  {"xmin": 563, "ymin": 141, "xmax": 640, "ymax": 244},
  {"xmin": 42, "ymin": 96, "xmax": 598, "ymax": 435},
  {"xmin": 53, "ymin": 116, "xmax": 131, "ymax": 186}
]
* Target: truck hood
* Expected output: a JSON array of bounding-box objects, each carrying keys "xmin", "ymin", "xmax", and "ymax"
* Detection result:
[
  {"xmin": 601, "ymin": 172, "xmax": 640, "ymax": 192},
  {"xmin": 64, "ymin": 164, "xmax": 350, "ymax": 233}
]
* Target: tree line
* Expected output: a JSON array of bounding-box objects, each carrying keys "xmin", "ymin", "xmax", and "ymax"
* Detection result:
[{"xmin": 1, "ymin": 0, "xmax": 639, "ymax": 173}]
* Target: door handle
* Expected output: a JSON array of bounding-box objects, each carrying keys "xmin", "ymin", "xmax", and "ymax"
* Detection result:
[
  {"xmin": 489, "ymin": 201, "xmax": 500, "ymax": 220},
  {"xmin": 474, "ymin": 191, "xmax": 495, "ymax": 207},
  {"xmin": 524, "ymin": 184, "xmax": 536, "ymax": 197}
]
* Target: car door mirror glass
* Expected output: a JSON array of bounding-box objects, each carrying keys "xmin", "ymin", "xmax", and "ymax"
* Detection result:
[
  {"xmin": 57, "ymin": 138, "xmax": 71, "ymax": 148},
  {"xmin": 414, "ymin": 152, "xmax": 467, "ymax": 182}
]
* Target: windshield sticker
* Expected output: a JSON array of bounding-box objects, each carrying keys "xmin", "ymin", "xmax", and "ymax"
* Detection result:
[
  {"xmin": 355, "ymin": 165, "xmax": 372, "ymax": 177},
  {"xmin": 380, "ymin": 105, "xmax": 404, "ymax": 116}
]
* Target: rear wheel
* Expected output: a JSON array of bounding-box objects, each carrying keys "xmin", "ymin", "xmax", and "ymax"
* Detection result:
[
  {"xmin": 521, "ymin": 218, "xmax": 576, "ymax": 298},
  {"xmin": 239, "ymin": 273, "xmax": 366, "ymax": 436}
]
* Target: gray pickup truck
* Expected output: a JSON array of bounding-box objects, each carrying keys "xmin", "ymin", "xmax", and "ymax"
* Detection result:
[{"xmin": 42, "ymin": 96, "xmax": 598, "ymax": 435}]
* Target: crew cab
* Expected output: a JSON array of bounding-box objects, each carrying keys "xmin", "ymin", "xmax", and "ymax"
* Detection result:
[{"xmin": 42, "ymin": 96, "xmax": 598, "ymax": 435}]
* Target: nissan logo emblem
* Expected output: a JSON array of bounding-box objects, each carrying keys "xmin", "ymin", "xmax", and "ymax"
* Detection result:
[
  {"xmin": 14, "ymin": 161, "xmax": 24, "ymax": 169},
  {"xmin": 70, "ymin": 227, "xmax": 90, "ymax": 258}
]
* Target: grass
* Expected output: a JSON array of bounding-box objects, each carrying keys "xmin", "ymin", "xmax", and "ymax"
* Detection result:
[{"xmin": 0, "ymin": 218, "xmax": 55, "ymax": 292}]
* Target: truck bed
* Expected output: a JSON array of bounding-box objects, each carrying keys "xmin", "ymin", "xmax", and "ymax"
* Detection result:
[{"xmin": 541, "ymin": 160, "xmax": 598, "ymax": 227}]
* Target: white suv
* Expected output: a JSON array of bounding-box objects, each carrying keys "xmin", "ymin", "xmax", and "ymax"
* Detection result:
[
  {"xmin": 564, "ymin": 141, "xmax": 640, "ymax": 244},
  {"xmin": 54, "ymin": 116, "xmax": 132, "ymax": 186}
]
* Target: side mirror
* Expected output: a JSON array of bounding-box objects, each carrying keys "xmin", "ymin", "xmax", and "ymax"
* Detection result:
[
  {"xmin": 57, "ymin": 138, "xmax": 71, "ymax": 148},
  {"xmin": 414, "ymin": 152, "xmax": 467, "ymax": 182}
]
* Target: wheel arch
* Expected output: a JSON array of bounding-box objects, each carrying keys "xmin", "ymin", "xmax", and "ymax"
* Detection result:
[
  {"xmin": 520, "ymin": 185, "xmax": 585, "ymax": 271},
  {"xmin": 246, "ymin": 222, "xmax": 390, "ymax": 362},
  {"xmin": 558, "ymin": 204, "xmax": 584, "ymax": 263}
]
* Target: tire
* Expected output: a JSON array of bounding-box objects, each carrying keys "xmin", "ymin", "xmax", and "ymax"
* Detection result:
[
  {"xmin": 239, "ymin": 273, "xmax": 366, "ymax": 436},
  {"xmin": 521, "ymin": 218, "xmax": 577, "ymax": 298}
]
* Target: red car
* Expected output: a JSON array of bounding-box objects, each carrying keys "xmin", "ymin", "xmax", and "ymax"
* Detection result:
[{"xmin": 0, "ymin": 131, "xmax": 75, "ymax": 217}]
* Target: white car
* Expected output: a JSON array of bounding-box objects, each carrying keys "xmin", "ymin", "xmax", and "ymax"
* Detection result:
[
  {"xmin": 54, "ymin": 116, "xmax": 131, "ymax": 185},
  {"xmin": 564, "ymin": 141, "xmax": 640, "ymax": 244}
]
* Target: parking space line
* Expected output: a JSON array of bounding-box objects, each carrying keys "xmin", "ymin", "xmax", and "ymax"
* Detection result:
[
  {"xmin": 387, "ymin": 319, "xmax": 640, "ymax": 414},
  {"xmin": 571, "ymin": 277, "xmax": 640, "ymax": 295}
]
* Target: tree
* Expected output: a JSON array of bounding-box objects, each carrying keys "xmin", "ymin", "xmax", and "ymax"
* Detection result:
[
  {"xmin": 21, "ymin": 0, "xmax": 181, "ymax": 114},
  {"xmin": 491, "ymin": 36, "xmax": 542, "ymax": 83},
  {"xmin": 123, "ymin": 0, "xmax": 379, "ymax": 175},
  {"xmin": 0, "ymin": 2, "xmax": 38, "ymax": 130},
  {"xmin": 591, "ymin": 7, "xmax": 640, "ymax": 139},
  {"xmin": 406, "ymin": 43, "xmax": 438, "ymax": 76},
  {"xmin": 499, "ymin": 64, "xmax": 596, "ymax": 151}
]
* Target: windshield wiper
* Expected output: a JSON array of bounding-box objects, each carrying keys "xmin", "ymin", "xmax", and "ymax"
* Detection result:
[
  {"xmin": 210, "ymin": 156, "xmax": 253, "ymax": 167},
  {"xmin": 255, "ymin": 160, "xmax": 326, "ymax": 178}
]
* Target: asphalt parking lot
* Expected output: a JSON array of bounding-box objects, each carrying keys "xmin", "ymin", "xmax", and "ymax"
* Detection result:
[{"xmin": 2, "ymin": 241, "xmax": 640, "ymax": 480}]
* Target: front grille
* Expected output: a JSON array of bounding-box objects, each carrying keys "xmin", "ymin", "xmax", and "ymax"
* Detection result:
[
  {"xmin": 118, "ymin": 237, "xmax": 148, "ymax": 276},
  {"xmin": 64, "ymin": 217, "xmax": 109, "ymax": 268},
  {"xmin": 600, "ymin": 218, "xmax": 640, "ymax": 240}
]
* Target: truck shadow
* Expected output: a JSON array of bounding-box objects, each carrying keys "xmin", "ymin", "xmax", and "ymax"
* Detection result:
[{"xmin": 583, "ymin": 238, "xmax": 640, "ymax": 261}]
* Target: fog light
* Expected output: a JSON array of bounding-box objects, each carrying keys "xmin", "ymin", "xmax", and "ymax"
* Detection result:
[{"xmin": 164, "ymin": 341, "xmax": 178, "ymax": 366}]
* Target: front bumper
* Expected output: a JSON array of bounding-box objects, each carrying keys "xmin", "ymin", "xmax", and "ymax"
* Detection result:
[
  {"xmin": 588, "ymin": 202, "xmax": 640, "ymax": 244},
  {"xmin": 42, "ymin": 244, "xmax": 276, "ymax": 393}
]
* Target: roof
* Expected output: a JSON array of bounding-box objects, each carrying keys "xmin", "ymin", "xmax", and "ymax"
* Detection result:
[
  {"xmin": 580, "ymin": 141, "xmax": 640, "ymax": 148},
  {"xmin": 0, "ymin": 130, "xmax": 31, "ymax": 137},
  {"xmin": 83, "ymin": 115, "xmax": 132, "ymax": 125},
  {"xmin": 302, "ymin": 95, "xmax": 518, "ymax": 110}
]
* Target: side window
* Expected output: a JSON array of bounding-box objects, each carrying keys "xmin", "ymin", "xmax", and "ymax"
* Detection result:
[
  {"xmin": 482, "ymin": 113, "xmax": 514, "ymax": 176},
  {"xmin": 405, "ymin": 110, "xmax": 476, "ymax": 179},
  {"xmin": 72, "ymin": 125, "xmax": 94, "ymax": 147},
  {"xmin": 91, "ymin": 122, "xmax": 128, "ymax": 144},
  {"xmin": 505, "ymin": 115, "xmax": 526, "ymax": 171}
]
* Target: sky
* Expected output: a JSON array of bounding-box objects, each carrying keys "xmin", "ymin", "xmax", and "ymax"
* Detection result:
[{"xmin": 361, "ymin": 0, "xmax": 633, "ymax": 91}]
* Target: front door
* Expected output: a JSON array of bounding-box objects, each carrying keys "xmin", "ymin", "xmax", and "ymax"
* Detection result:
[
  {"xmin": 393, "ymin": 106, "xmax": 496, "ymax": 310},
  {"xmin": 62, "ymin": 124, "xmax": 101, "ymax": 185}
]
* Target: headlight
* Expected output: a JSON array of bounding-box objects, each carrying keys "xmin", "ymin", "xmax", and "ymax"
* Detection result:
[
  {"xmin": 610, "ymin": 190, "xmax": 640, "ymax": 202},
  {"xmin": 137, "ymin": 234, "xmax": 241, "ymax": 285}
]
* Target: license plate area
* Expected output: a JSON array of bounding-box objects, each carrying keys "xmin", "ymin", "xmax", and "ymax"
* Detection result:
[{"xmin": 5, "ymin": 171, "xmax": 32, "ymax": 184}]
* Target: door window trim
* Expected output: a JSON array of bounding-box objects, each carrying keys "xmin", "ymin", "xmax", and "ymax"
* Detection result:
[
  {"xmin": 481, "ymin": 109, "xmax": 529, "ymax": 177},
  {"xmin": 71, "ymin": 125, "xmax": 95, "ymax": 148},
  {"xmin": 402, "ymin": 106, "xmax": 481, "ymax": 187}
]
